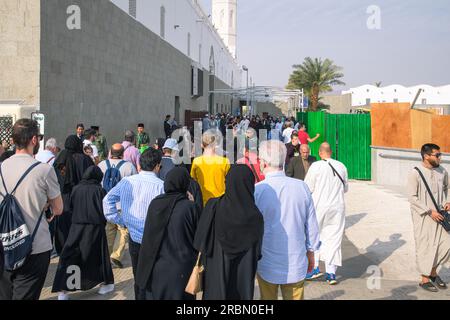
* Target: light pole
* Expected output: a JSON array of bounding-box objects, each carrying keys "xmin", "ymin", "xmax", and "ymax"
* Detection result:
[{"xmin": 242, "ymin": 65, "xmax": 249, "ymax": 116}]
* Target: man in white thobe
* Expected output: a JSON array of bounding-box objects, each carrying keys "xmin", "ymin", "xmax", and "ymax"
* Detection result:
[
  {"xmin": 305, "ymin": 142, "xmax": 349, "ymax": 285},
  {"xmin": 408, "ymin": 143, "xmax": 450, "ymax": 292}
]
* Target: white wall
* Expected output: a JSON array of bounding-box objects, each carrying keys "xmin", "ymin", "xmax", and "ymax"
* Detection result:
[
  {"xmin": 343, "ymin": 84, "xmax": 450, "ymax": 107},
  {"xmin": 110, "ymin": 0, "xmax": 242, "ymax": 88},
  {"xmin": 372, "ymin": 146, "xmax": 450, "ymax": 187}
]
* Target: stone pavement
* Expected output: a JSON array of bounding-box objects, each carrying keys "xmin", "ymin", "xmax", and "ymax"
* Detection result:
[{"xmin": 40, "ymin": 181, "xmax": 450, "ymax": 300}]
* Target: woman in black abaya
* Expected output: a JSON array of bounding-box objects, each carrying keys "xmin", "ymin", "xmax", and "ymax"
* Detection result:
[
  {"xmin": 52, "ymin": 166, "xmax": 114, "ymax": 300},
  {"xmin": 193, "ymin": 165, "xmax": 264, "ymax": 300},
  {"xmin": 53, "ymin": 135, "xmax": 94, "ymax": 254},
  {"xmin": 136, "ymin": 167, "xmax": 200, "ymax": 300}
]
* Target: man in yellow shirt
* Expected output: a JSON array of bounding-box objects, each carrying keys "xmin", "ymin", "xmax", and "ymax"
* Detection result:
[{"xmin": 191, "ymin": 130, "xmax": 231, "ymax": 206}]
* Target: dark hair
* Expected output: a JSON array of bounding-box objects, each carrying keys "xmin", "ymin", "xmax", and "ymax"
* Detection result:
[
  {"xmin": 421, "ymin": 143, "xmax": 440, "ymax": 160},
  {"xmin": 12, "ymin": 119, "xmax": 39, "ymax": 150},
  {"xmin": 140, "ymin": 148, "xmax": 162, "ymax": 171},
  {"xmin": 76, "ymin": 123, "xmax": 84, "ymax": 129},
  {"xmin": 138, "ymin": 123, "xmax": 145, "ymax": 128},
  {"xmin": 291, "ymin": 131, "xmax": 299, "ymax": 139},
  {"xmin": 166, "ymin": 115, "xmax": 171, "ymax": 119},
  {"xmin": 84, "ymin": 129, "xmax": 95, "ymax": 140}
]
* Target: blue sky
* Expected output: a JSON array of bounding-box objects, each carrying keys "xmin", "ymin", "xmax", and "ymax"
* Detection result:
[{"xmin": 200, "ymin": 0, "xmax": 450, "ymax": 90}]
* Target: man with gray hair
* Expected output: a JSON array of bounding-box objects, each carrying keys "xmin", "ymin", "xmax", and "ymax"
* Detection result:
[
  {"xmin": 304, "ymin": 142, "xmax": 348, "ymax": 285},
  {"xmin": 122, "ymin": 130, "xmax": 141, "ymax": 171},
  {"xmin": 35, "ymin": 138, "xmax": 58, "ymax": 165},
  {"xmin": 254, "ymin": 140, "xmax": 320, "ymax": 300}
]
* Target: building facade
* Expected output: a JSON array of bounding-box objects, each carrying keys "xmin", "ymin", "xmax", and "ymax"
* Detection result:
[
  {"xmin": 343, "ymin": 84, "xmax": 450, "ymax": 108},
  {"xmin": 1, "ymin": 0, "xmax": 243, "ymax": 146}
]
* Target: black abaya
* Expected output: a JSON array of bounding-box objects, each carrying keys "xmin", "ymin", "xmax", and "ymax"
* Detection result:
[
  {"xmin": 52, "ymin": 166, "xmax": 114, "ymax": 293},
  {"xmin": 193, "ymin": 165, "xmax": 264, "ymax": 300},
  {"xmin": 136, "ymin": 168, "xmax": 200, "ymax": 300},
  {"xmin": 54, "ymin": 135, "xmax": 94, "ymax": 254}
]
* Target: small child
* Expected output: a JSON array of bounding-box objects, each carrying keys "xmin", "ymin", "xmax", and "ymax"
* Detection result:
[{"xmin": 52, "ymin": 166, "xmax": 114, "ymax": 300}]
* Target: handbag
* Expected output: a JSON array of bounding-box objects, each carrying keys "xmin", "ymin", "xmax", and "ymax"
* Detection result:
[
  {"xmin": 414, "ymin": 167, "xmax": 450, "ymax": 232},
  {"xmin": 185, "ymin": 252, "xmax": 205, "ymax": 295}
]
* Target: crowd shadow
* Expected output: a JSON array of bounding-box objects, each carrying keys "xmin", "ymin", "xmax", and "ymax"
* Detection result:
[
  {"xmin": 376, "ymin": 285, "xmax": 418, "ymax": 300},
  {"xmin": 314, "ymin": 289, "xmax": 346, "ymax": 300},
  {"xmin": 340, "ymin": 233, "xmax": 406, "ymax": 281},
  {"xmin": 345, "ymin": 213, "xmax": 368, "ymax": 229}
]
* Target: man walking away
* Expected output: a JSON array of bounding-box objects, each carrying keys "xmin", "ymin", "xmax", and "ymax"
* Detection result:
[
  {"xmin": 305, "ymin": 142, "xmax": 348, "ymax": 285},
  {"xmin": 159, "ymin": 138, "xmax": 179, "ymax": 181},
  {"xmin": 408, "ymin": 143, "xmax": 450, "ymax": 292},
  {"xmin": 35, "ymin": 138, "xmax": 58, "ymax": 166},
  {"xmin": 0, "ymin": 119, "xmax": 63, "ymax": 300},
  {"xmin": 122, "ymin": 130, "xmax": 141, "ymax": 171},
  {"xmin": 103, "ymin": 148, "xmax": 164, "ymax": 299},
  {"xmin": 98, "ymin": 144, "xmax": 137, "ymax": 269},
  {"xmin": 255, "ymin": 140, "xmax": 320, "ymax": 300}
]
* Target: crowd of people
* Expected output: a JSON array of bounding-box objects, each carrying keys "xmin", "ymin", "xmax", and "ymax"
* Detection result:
[{"xmin": 0, "ymin": 113, "xmax": 449, "ymax": 301}]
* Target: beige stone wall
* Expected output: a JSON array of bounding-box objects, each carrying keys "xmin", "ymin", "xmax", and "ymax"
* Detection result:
[
  {"xmin": 321, "ymin": 93, "xmax": 352, "ymax": 114},
  {"xmin": 0, "ymin": 0, "xmax": 40, "ymax": 105}
]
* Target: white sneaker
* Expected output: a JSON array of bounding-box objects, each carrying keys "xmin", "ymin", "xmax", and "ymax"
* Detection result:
[
  {"xmin": 98, "ymin": 284, "xmax": 115, "ymax": 295},
  {"xmin": 58, "ymin": 292, "xmax": 70, "ymax": 300}
]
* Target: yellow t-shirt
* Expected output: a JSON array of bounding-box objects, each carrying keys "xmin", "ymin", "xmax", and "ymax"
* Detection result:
[{"xmin": 190, "ymin": 155, "xmax": 231, "ymax": 206}]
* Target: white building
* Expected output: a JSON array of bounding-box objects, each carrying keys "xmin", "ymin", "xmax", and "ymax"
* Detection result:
[
  {"xmin": 343, "ymin": 84, "xmax": 450, "ymax": 107},
  {"xmin": 110, "ymin": 0, "xmax": 242, "ymax": 88}
]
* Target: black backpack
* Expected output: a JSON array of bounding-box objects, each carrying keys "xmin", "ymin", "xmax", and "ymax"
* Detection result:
[{"xmin": 0, "ymin": 162, "xmax": 44, "ymax": 271}]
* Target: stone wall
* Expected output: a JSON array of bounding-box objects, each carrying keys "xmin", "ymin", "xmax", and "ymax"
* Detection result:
[
  {"xmin": 0, "ymin": 0, "xmax": 40, "ymax": 106},
  {"xmin": 39, "ymin": 0, "xmax": 235, "ymax": 146}
]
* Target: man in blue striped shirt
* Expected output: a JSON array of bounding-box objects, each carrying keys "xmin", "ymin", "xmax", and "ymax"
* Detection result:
[{"xmin": 103, "ymin": 148, "xmax": 164, "ymax": 299}]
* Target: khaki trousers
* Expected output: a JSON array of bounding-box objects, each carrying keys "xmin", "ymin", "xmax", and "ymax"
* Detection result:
[
  {"xmin": 106, "ymin": 222, "xmax": 129, "ymax": 262},
  {"xmin": 257, "ymin": 274, "xmax": 305, "ymax": 300}
]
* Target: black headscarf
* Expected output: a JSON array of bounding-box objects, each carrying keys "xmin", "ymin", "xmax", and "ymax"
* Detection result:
[
  {"xmin": 70, "ymin": 166, "xmax": 106, "ymax": 225},
  {"xmin": 136, "ymin": 167, "xmax": 191, "ymax": 290},
  {"xmin": 195, "ymin": 165, "xmax": 264, "ymax": 256},
  {"xmin": 54, "ymin": 135, "xmax": 93, "ymax": 194},
  {"xmin": 80, "ymin": 165, "xmax": 104, "ymax": 185}
]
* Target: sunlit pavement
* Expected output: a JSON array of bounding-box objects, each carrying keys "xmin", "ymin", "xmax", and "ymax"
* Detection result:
[{"xmin": 40, "ymin": 181, "xmax": 450, "ymax": 300}]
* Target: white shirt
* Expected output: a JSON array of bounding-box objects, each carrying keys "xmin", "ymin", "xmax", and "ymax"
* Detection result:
[
  {"xmin": 35, "ymin": 149, "xmax": 56, "ymax": 166},
  {"xmin": 305, "ymin": 159, "xmax": 349, "ymax": 209},
  {"xmin": 83, "ymin": 139, "xmax": 99, "ymax": 158},
  {"xmin": 283, "ymin": 128, "xmax": 295, "ymax": 144}
]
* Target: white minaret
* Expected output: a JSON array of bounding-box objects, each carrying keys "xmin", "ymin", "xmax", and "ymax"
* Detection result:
[{"xmin": 212, "ymin": 0, "xmax": 237, "ymax": 59}]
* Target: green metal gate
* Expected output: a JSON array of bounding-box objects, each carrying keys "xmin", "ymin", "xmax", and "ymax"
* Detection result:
[{"xmin": 297, "ymin": 112, "xmax": 371, "ymax": 180}]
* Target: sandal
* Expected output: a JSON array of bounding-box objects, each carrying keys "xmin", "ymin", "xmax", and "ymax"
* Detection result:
[
  {"xmin": 419, "ymin": 281, "xmax": 439, "ymax": 292},
  {"xmin": 430, "ymin": 276, "xmax": 448, "ymax": 289}
]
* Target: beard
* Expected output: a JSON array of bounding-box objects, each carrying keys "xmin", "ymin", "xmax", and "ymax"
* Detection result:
[{"xmin": 33, "ymin": 142, "xmax": 40, "ymax": 155}]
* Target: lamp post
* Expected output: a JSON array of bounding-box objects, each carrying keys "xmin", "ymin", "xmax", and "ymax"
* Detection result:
[{"xmin": 242, "ymin": 65, "xmax": 249, "ymax": 116}]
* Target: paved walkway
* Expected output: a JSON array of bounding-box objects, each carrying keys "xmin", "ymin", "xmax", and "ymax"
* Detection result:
[{"xmin": 40, "ymin": 181, "xmax": 450, "ymax": 300}]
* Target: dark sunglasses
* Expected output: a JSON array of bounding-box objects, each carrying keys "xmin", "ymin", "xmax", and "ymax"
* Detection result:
[{"xmin": 430, "ymin": 152, "xmax": 442, "ymax": 158}]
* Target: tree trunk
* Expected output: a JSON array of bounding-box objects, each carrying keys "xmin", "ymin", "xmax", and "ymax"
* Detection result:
[{"xmin": 310, "ymin": 83, "xmax": 320, "ymax": 111}]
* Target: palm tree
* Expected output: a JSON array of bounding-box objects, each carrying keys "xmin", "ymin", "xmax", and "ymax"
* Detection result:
[{"xmin": 287, "ymin": 57, "xmax": 345, "ymax": 111}]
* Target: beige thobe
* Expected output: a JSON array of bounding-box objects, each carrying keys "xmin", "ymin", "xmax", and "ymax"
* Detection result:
[{"xmin": 408, "ymin": 164, "xmax": 450, "ymax": 275}]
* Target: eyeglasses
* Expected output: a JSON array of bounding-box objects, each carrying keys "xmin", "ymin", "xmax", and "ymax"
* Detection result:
[{"xmin": 430, "ymin": 153, "xmax": 442, "ymax": 158}]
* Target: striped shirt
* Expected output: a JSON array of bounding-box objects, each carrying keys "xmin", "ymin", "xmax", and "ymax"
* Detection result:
[{"xmin": 103, "ymin": 171, "xmax": 164, "ymax": 244}]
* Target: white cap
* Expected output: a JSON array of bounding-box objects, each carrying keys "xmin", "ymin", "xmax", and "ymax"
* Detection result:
[{"xmin": 162, "ymin": 138, "xmax": 179, "ymax": 151}]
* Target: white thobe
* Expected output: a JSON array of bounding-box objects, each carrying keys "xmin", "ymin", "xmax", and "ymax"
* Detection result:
[{"xmin": 305, "ymin": 159, "xmax": 349, "ymax": 267}]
